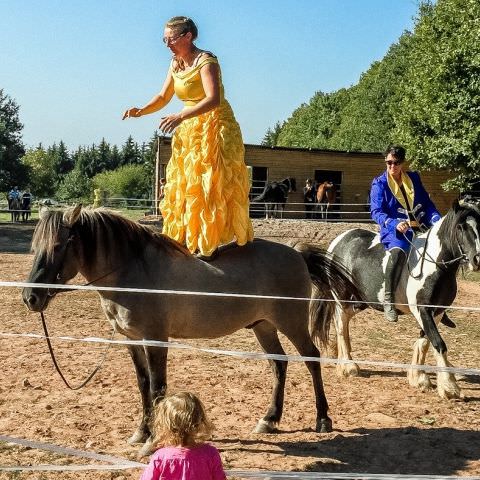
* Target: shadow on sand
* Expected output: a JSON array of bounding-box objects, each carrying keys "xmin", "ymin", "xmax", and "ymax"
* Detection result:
[{"xmin": 217, "ymin": 426, "xmax": 480, "ymax": 475}]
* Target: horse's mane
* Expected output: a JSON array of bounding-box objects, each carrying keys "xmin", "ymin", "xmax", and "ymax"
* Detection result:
[
  {"xmin": 32, "ymin": 207, "xmax": 190, "ymax": 261},
  {"xmin": 438, "ymin": 202, "xmax": 480, "ymax": 249}
]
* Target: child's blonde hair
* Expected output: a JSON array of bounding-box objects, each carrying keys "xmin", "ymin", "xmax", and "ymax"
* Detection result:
[{"xmin": 152, "ymin": 392, "xmax": 213, "ymax": 447}]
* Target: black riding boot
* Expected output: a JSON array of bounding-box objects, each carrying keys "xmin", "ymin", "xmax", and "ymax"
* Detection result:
[{"xmin": 384, "ymin": 248, "xmax": 406, "ymax": 322}]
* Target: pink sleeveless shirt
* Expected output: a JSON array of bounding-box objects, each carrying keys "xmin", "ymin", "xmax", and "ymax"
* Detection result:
[{"xmin": 140, "ymin": 443, "xmax": 226, "ymax": 480}]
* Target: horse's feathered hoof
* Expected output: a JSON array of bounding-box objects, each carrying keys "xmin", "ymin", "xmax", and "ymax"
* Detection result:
[
  {"xmin": 316, "ymin": 417, "xmax": 333, "ymax": 433},
  {"xmin": 253, "ymin": 419, "xmax": 278, "ymax": 433},
  {"xmin": 127, "ymin": 429, "xmax": 150, "ymax": 445},
  {"xmin": 137, "ymin": 438, "xmax": 155, "ymax": 458}
]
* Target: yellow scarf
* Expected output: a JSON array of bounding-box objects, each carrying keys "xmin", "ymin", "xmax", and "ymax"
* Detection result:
[{"xmin": 387, "ymin": 171, "xmax": 415, "ymax": 211}]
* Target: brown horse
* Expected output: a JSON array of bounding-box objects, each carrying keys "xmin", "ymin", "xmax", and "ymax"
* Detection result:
[
  {"xmin": 22, "ymin": 206, "xmax": 362, "ymax": 454},
  {"xmin": 315, "ymin": 181, "xmax": 336, "ymax": 220}
]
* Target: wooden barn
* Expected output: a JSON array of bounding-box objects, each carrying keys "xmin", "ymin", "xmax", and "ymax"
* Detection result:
[{"xmin": 156, "ymin": 137, "xmax": 458, "ymax": 220}]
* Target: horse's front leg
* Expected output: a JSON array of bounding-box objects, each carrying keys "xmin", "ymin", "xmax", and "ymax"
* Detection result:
[
  {"xmin": 252, "ymin": 321, "xmax": 287, "ymax": 433},
  {"xmin": 138, "ymin": 344, "xmax": 168, "ymax": 456},
  {"xmin": 127, "ymin": 345, "xmax": 152, "ymax": 445},
  {"xmin": 333, "ymin": 303, "xmax": 359, "ymax": 377},
  {"xmin": 417, "ymin": 308, "xmax": 460, "ymax": 399},
  {"xmin": 407, "ymin": 330, "xmax": 434, "ymax": 391}
]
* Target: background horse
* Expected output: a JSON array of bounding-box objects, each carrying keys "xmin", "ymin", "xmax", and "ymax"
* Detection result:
[
  {"xmin": 315, "ymin": 200, "xmax": 480, "ymax": 399},
  {"xmin": 315, "ymin": 181, "xmax": 336, "ymax": 220},
  {"xmin": 22, "ymin": 206, "xmax": 360, "ymax": 453},
  {"xmin": 253, "ymin": 177, "xmax": 296, "ymax": 219},
  {"xmin": 21, "ymin": 192, "xmax": 32, "ymax": 222},
  {"xmin": 7, "ymin": 196, "xmax": 21, "ymax": 222}
]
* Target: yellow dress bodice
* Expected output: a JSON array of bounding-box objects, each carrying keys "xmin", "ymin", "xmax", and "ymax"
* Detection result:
[{"xmin": 171, "ymin": 56, "xmax": 225, "ymax": 107}]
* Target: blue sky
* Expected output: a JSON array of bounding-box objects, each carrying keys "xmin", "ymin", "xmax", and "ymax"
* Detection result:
[{"xmin": 1, "ymin": 1, "xmax": 420, "ymax": 150}]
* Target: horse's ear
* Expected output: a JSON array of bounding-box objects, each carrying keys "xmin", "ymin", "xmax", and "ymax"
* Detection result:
[
  {"xmin": 63, "ymin": 204, "xmax": 82, "ymax": 227},
  {"xmin": 452, "ymin": 199, "xmax": 460, "ymax": 209},
  {"xmin": 39, "ymin": 206, "xmax": 49, "ymax": 219}
]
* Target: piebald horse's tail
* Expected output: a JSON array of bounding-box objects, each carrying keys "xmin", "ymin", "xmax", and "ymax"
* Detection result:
[{"xmin": 295, "ymin": 243, "xmax": 364, "ymax": 347}]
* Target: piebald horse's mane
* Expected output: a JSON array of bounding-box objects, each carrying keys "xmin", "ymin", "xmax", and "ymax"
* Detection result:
[
  {"xmin": 438, "ymin": 201, "xmax": 480, "ymax": 251},
  {"xmin": 32, "ymin": 207, "xmax": 190, "ymax": 260}
]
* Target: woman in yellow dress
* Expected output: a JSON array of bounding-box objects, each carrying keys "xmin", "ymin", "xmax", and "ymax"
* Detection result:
[{"xmin": 123, "ymin": 16, "xmax": 253, "ymax": 260}]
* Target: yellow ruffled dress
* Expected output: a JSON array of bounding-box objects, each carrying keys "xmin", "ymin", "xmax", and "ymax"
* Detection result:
[{"xmin": 160, "ymin": 56, "xmax": 254, "ymax": 256}]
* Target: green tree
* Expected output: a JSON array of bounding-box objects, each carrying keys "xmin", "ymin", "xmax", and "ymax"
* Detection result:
[
  {"xmin": 21, "ymin": 145, "xmax": 56, "ymax": 197},
  {"xmin": 56, "ymin": 167, "xmax": 92, "ymax": 201},
  {"xmin": 121, "ymin": 135, "xmax": 141, "ymax": 165},
  {"xmin": 0, "ymin": 89, "xmax": 28, "ymax": 192},
  {"xmin": 261, "ymin": 121, "xmax": 284, "ymax": 146},
  {"xmin": 93, "ymin": 164, "xmax": 150, "ymax": 199},
  {"xmin": 394, "ymin": 0, "xmax": 480, "ymax": 189},
  {"xmin": 330, "ymin": 33, "xmax": 413, "ymax": 152},
  {"xmin": 97, "ymin": 138, "xmax": 111, "ymax": 173},
  {"xmin": 277, "ymin": 89, "xmax": 350, "ymax": 149}
]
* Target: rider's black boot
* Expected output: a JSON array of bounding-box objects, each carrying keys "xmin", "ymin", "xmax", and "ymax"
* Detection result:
[{"xmin": 384, "ymin": 248, "xmax": 406, "ymax": 322}]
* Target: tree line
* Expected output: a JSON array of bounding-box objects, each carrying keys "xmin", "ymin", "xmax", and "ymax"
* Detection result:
[
  {"xmin": 262, "ymin": 0, "xmax": 480, "ymax": 191},
  {"xmin": 0, "ymin": 89, "xmax": 159, "ymax": 202}
]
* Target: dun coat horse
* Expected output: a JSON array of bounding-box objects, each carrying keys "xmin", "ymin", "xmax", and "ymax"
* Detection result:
[
  {"xmin": 316, "ymin": 200, "xmax": 480, "ymax": 399},
  {"xmin": 315, "ymin": 181, "xmax": 336, "ymax": 220},
  {"xmin": 22, "ymin": 206, "xmax": 360, "ymax": 452},
  {"xmin": 253, "ymin": 177, "xmax": 296, "ymax": 219}
]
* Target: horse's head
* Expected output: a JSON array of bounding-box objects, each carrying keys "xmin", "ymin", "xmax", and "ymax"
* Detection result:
[
  {"xmin": 289, "ymin": 177, "xmax": 297, "ymax": 193},
  {"xmin": 450, "ymin": 199, "xmax": 480, "ymax": 271},
  {"xmin": 22, "ymin": 204, "xmax": 83, "ymax": 312}
]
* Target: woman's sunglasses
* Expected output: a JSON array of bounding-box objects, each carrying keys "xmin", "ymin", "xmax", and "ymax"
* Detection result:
[{"xmin": 385, "ymin": 160, "xmax": 402, "ymax": 166}]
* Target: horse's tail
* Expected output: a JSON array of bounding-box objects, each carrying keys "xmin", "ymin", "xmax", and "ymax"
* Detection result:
[
  {"xmin": 296, "ymin": 243, "xmax": 364, "ymax": 347},
  {"xmin": 252, "ymin": 187, "xmax": 268, "ymax": 203}
]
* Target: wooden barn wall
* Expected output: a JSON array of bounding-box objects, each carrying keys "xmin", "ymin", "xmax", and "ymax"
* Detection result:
[{"xmin": 158, "ymin": 140, "xmax": 458, "ymax": 218}]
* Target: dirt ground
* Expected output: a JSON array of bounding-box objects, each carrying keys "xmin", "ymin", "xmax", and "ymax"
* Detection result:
[{"xmin": 0, "ymin": 218, "xmax": 479, "ymax": 479}]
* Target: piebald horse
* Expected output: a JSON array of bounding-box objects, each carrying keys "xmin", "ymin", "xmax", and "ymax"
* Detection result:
[
  {"xmin": 315, "ymin": 200, "xmax": 480, "ymax": 399},
  {"xmin": 253, "ymin": 177, "xmax": 296, "ymax": 219},
  {"xmin": 315, "ymin": 181, "xmax": 336, "ymax": 220},
  {"xmin": 22, "ymin": 206, "xmax": 361, "ymax": 453}
]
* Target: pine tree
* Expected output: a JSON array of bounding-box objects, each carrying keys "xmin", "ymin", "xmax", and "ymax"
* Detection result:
[{"xmin": 0, "ymin": 89, "xmax": 28, "ymax": 192}]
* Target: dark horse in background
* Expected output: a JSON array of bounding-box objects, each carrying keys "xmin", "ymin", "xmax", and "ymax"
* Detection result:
[
  {"xmin": 22, "ymin": 206, "xmax": 361, "ymax": 454},
  {"xmin": 21, "ymin": 191, "xmax": 32, "ymax": 222},
  {"xmin": 315, "ymin": 181, "xmax": 336, "ymax": 220},
  {"xmin": 253, "ymin": 177, "xmax": 296, "ymax": 219},
  {"xmin": 316, "ymin": 199, "xmax": 480, "ymax": 399},
  {"xmin": 7, "ymin": 195, "xmax": 21, "ymax": 222}
]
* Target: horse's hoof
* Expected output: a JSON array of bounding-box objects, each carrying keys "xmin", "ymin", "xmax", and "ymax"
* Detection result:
[
  {"xmin": 127, "ymin": 429, "xmax": 149, "ymax": 445},
  {"xmin": 138, "ymin": 438, "xmax": 155, "ymax": 458},
  {"xmin": 316, "ymin": 417, "xmax": 333, "ymax": 433},
  {"xmin": 437, "ymin": 385, "xmax": 461, "ymax": 400},
  {"xmin": 253, "ymin": 419, "xmax": 278, "ymax": 433}
]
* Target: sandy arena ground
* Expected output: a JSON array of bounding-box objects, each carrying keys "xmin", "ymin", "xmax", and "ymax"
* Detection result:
[{"xmin": 0, "ymin": 218, "xmax": 479, "ymax": 479}]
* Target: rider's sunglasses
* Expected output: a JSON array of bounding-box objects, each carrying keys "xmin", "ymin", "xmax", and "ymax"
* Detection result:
[
  {"xmin": 163, "ymin": 32, "xmax": 186, "ymax": 45},
  {"xmin": 385, "ymin": 160, "xmax": 402, "ymax": 167}
]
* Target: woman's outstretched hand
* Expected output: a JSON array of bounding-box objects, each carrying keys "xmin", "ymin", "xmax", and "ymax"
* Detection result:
[
  {"xmin": 122, "ymin": 107, "xmax": 142, "ymax": 120},
  {"xmin": 159, "ymin": 113, "xmax": 183, "ymax": 133}
]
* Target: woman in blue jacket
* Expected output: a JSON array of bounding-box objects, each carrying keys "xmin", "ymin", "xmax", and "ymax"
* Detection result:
[{"xmin": 370, "ymin": 145, "xmax": 441, "ymax": 322}]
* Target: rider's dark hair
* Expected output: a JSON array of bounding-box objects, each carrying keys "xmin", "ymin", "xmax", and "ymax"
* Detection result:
[{"xmin": 384, "ymin": 145, "xmax": 406, "ymax": 162}]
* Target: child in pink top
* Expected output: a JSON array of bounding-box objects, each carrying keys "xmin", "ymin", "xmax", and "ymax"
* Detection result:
[{"xmin": 140, "ymin": 392, "xmax": 226, "ymax": 480}]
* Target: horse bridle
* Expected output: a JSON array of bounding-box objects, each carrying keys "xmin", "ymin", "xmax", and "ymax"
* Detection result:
[
  {"xmin": 404, "ymin": 224, "xmax": 468, "ymax": 280},
  {"xmin": 39, "ymin": 222, "xmax": 117, "ymax": 390}
]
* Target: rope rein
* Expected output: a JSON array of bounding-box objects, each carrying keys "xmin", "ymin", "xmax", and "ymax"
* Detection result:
[{"xmin": 40, "ymin": 312, "xmax": 115, "ymax": 390}]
